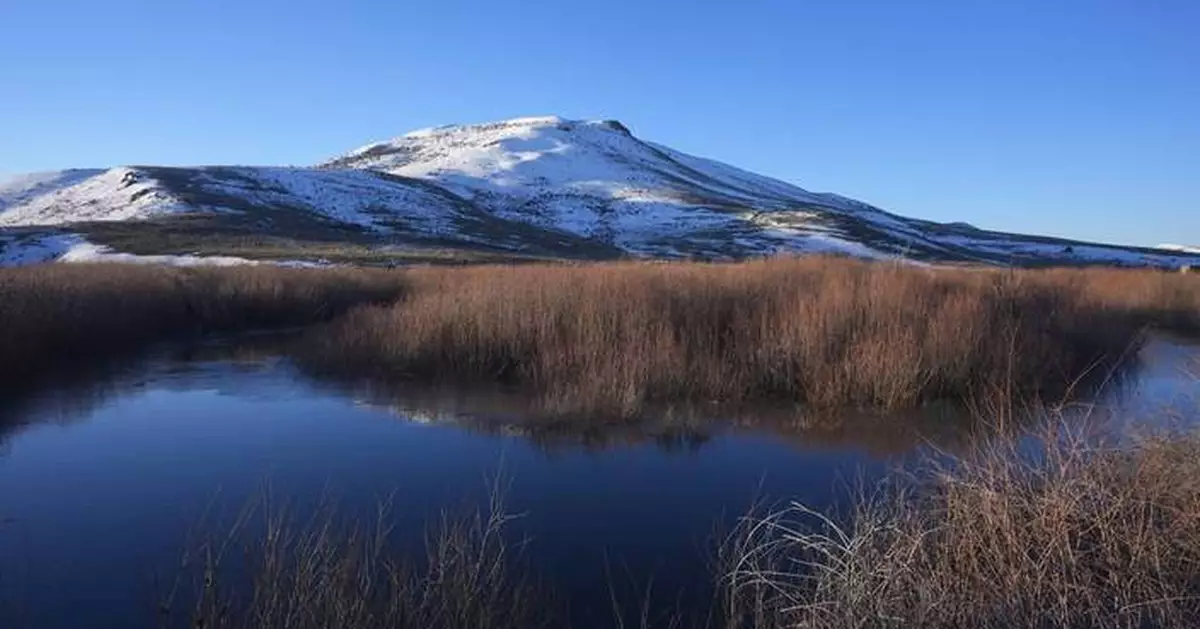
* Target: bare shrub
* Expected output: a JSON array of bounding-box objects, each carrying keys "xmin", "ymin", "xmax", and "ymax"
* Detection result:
[{"xmin": 720, "ymin": 428, "xmax": 1200, "ymax": 628}]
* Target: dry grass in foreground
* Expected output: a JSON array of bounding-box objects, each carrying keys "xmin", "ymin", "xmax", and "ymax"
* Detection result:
[
  {"xmin": 159, "ymin": 483, "xmax": 551, "ymax": 629},
  {"xmin": 721, "ymin": 429, "xmax": 1200, "ymax": 629},
  {"xmin": 303, "ymin": 258, "xmax": 1198, "ymax": 416},
  {"xmin": 160, "ymin": 428, "xmax": 1200, "ymax": 629},
  {"xmin": 0, "ymin": 263, "xmax": 406, "ymax": 387}
]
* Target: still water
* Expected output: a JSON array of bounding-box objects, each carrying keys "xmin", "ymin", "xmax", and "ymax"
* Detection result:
[{"xmin": 0, "ymin": 336, "xmax": 1194, "ymax": 628}]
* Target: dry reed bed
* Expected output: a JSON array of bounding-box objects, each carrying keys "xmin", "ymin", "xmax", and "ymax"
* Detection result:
[
  {"xmin": 0, "ymin": 264, "xmax": 406, "ymax": 386},
  {"xmin": 722, "ymin": 429, "xmax": 1200, "ymax": 629},
  {"xmin": 303, "ymin": 258, "xmax": 1197, "ymax": 416},
  {"xmin": 167, "ymin": 429, "xmax": 1200, "ymax": 629},
  {"xmin": 3, "ymin": 259, "xmax": 1196, "ymax": 415}
]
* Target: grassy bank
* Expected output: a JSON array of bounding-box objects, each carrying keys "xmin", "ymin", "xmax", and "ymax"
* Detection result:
[
  {"xmin": 0, "ymin": 264, "xmax": 406, "ymax": 387},
  {"xmin": 303, "ymin": 258, "xmax": 1198, "ymax": 416}
]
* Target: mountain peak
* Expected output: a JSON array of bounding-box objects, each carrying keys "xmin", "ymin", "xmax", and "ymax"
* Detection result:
[
  {"xmin": 401, "ymin": 115, "xmax": 567, "ymax": 139},
  {"xmin": 390, "ymin": 115, "xmax": 633, "ymax": 141},
  {"xmin": 323, "ymin": 115, "xmax": 650, "ymax": 184},
  {"xmin": 331, "ymin": 115, "xmax": 616, "ymax": 168}
]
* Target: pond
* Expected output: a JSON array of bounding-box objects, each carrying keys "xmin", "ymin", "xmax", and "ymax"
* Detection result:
[{"xmin": 0, "ymin": 335, "xmax": 1195, "ymax": 628}]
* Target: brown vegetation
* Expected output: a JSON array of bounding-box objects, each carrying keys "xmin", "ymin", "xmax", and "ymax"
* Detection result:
[
  {"xmin": 163, "ymin": 427, "xmax": 1200, "ymax": 629},
  {"xmin": 1043, "ymin": 266, "xmax": 1200, "ymax": 336},
  {"xmin": 0, "ymin": 263, "xmax": 406, "ymax": 387},
  {"xmin": 303, "ymin": 258, "xmax": 1198, "ymax": 416},
  {"xmin": 721, "ymin": 428, "xmax": 1200, "ymax": 629},
  {"xmin": 3, "ymin": 258, "xmax": 1196, "ymax": 628},
  {"xmin": 4, "ymin": 258, "xmax": 1197, "ymax": 416}
]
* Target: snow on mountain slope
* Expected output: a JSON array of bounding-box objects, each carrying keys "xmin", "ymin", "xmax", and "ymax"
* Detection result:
[
  {"xmin": 3, "ymin": 115, "xmax": 1198, "ymax": 268},
  {"xmin": 56, "ymin": 241, "xmax": 333, "ymax": 267},
  {"xmin": 0, "ymin": 166, "xmax": 471, "ymax": 233},
  {"xmin": 0, "ymin": 168, "xmax": 189, "ymax": 226},
  {"xmin": 0, "ymin": 231, "xmax": 331, "ymax": 267},
  {"xmin": 641, "ymin": 140, "xmax": 841, "ymax": 208},
  {"xmin": 165, "ymin": 166, "xmax": 465, "ymax": 233},
  {"xmin": 324, "ymin": 116, "xmax": 915, "ymax": 257},
  {"xmin": 319, "ymin": 116, "xmax": 1003, "ymax": 261}
]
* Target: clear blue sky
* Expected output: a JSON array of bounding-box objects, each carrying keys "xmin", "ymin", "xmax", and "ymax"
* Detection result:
[{"xmin": 2, "ymin": 0, "xmax": 1197, "ymax": 247}]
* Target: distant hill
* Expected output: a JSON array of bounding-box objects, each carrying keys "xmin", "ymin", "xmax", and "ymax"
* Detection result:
[{"xmin": 3, "ymin": 116, "xmax": 1197, "ymax": 268}]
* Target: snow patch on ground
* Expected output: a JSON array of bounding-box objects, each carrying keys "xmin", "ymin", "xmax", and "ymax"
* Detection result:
[
  {"xmin": 769, "ymin": 229, "xmax": 891, "ymax": 259},
  {"xmin": 0, "ymin": 233, "xmax": 332, "ymax": 268},
  {"xmin": 0, "ymin": 233, "xmax": 83, "ymax": 266},
  {"xmin": 58, "ymin": 242, "xmax": 262, "ymax": 266}
]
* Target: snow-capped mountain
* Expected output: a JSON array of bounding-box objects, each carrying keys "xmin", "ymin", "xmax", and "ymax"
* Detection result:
[{"xmin": 2, "ymin": 115, "xmax": 1197, "ymax": 268}]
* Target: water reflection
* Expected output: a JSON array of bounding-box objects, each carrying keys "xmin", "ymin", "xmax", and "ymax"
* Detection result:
[
  {"xmin": 0, "ymin": 333, "xmax": 299, "ymax": 445},
  {"xmin": 345, "ymin": 381, "xmax": 1006, "ymax": 455},
  {"xmin": 0, "ymin": 334, "xmax": 1195, "ymax": 629},
  {"xmin": 2, "ymin": 332, "xmax": 1195, "ymax": 456},
  {"xmin": 0, "ymin": 355, "xmax": 1007, "ymax": 458}
]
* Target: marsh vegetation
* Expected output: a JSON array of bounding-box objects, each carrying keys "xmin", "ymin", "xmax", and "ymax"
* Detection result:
[
  {"xmin": 4, "ymin": 257, "xmax": 1197, "ymax": 414},
  {"xmin": 2, "ymin": 257, "xmax": 1199, "ymax": 628}
]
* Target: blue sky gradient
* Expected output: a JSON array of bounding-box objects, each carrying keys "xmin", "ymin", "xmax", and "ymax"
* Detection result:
[{"xmin": 2, "ymin": 0, "xmax": 1196, "ymax": 246}]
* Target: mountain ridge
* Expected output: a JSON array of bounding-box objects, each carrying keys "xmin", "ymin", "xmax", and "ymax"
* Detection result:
[{"xmin": 1, "ymin": 116, "xmax": 1197, "ymax": 268}]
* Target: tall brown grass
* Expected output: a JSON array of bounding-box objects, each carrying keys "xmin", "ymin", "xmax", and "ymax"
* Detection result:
[
  {"xmin": 1040, "ymin": 266, "xmax": 1200, "ymax": 336},
  {"xmin": 0, "ymin": 263, "xmax": 406, "ymax": 386},
  {"xmin": 303, "ymin": 258, "xmax": 1195, "ymax": 416},
  {"xmin": 4, "ymin": 258, "xmax": 1197, "ymax": 416},
  {"xmin": 720, "ymin": 427, "xmax": 1200, "ymax": 629}
]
